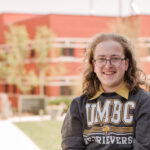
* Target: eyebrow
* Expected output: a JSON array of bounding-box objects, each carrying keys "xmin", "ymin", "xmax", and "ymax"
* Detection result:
[{"xmin": 96, "ymin": 54, "xmax": 122, "ymax": 57}]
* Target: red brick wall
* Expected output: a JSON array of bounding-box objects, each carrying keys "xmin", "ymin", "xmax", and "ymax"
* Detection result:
[
  {"xmin": 15, "ymin": 15, "xmax": 50, "ymax": 40},
  {"xmin": 0, "ymin": 84, "xmax": 5, "ymax": 93},
  {"xmin": 9, "ymin": 95, "xmax": 18, "ymax": 109},
  {"xmin": 2, "ymin": 13, "xmax": 150, "ymax": 42},
  {"xmin": 74, "ymin": 48, "xmax": 85, "ymax": 57},
  {"xmin": 141, "ymin": 61, "xmax": 150, "ymax": 74},
  {"xmin": 0, "ymin": 15, "xmax": 5, "ymax": 43},
  {"xmin": 139, "ymin": 15, "xmax": 150, "ymax": 37},
  {"xmin": 3, "ymin": 14, "xmax": 116, "ymax": 41},
  {"xmin": 49, "ymin": 14, "xmax": 114, "ymax": 37},
  {"xmin": 3, "ymin": 13, "xmax": 38, "ymax": 25},
  {"xmin": 46, "ymin": 86, "xmax": 60, "ymax": 96}
]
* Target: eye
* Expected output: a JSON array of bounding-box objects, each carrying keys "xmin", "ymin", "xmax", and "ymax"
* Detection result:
[
  {"xmin": 111, "ymin": 57, "xmax": 120, "ymax": 61},
  {"xmin": 97, "ymin": 58, "xmax": 106, "ymax": 62}
]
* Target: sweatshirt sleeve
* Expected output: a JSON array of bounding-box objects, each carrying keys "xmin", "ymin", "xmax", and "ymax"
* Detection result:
[
  {"xmin": 61, "ymin": 98, "xmax": 86, "ymax": 150},
  {"xmin": 133, "ymin": 91, "xmax": 150, "ymax": 150}
]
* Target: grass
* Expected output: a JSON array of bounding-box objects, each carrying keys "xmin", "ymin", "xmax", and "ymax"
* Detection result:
[{"xmin": 14, "ymin": 120, "xmax": 63, "ymax": 150}]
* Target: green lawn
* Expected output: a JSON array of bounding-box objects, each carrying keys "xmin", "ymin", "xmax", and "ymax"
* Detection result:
[{"xmin": 14, "ymin": 120, "xmax": 63, "ymax": 150}]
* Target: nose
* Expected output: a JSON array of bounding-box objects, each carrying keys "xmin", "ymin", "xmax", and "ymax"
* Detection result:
[{"xmin": 105, "ymin": 59, "xmax": 112, "ymax": 66}]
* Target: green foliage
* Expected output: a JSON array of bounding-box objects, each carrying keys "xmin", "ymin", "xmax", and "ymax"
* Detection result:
[
  {"xmin": 33, "ymin": 26, "xmax": 57, "ymax": 95},
  {"xmin": 47, "ymin": 97, "xmax": 72, "ymax": 112},
  {"xmin": 34, "ymin": 25, "xmax": 66, "ymax": 76},
  {"xmin": 0, "ymin": 24, "xmax": 67, "ymax": 96},
  {"xmin": 34, "ymin": 25, "xmax": 56, "ymax": 66},
  {"xmin": 3, "ymin": 25, "xmax": 32, "ymax": 93},
  {"xmin": 0, "ymin": 24, "xmax": 56, "ymax": 94}
]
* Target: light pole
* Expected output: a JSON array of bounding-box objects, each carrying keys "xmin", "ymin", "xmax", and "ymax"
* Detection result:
[
  {"xmin": 118, "ymin": 0, "xmax": 122, "ymax": 17},
  {"xmin": 89, "ymin": 0, "xmax": 95, "ymax": 15}
]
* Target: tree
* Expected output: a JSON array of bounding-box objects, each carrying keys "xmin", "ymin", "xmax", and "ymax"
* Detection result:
[
  {"xmin": 108, "ymin": 16, "xmax": 139, "ymax": 41},
  {"xmin": 2, "ymin": 24, "xmax": 34, "ymax": 93},
  {"xmin": 0, "ymin": 24, "xmax": 59, "ymax": 94},
  {"xmin": 33, "ymin": 25, "xmax": 56, "ymax": 95}
]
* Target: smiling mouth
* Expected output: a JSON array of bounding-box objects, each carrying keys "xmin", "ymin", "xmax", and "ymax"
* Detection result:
[{"xmin": 103, "ymin": 71, "xmax": 116, "ymax": 75}]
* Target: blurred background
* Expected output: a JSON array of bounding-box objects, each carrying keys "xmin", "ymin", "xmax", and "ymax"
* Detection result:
[
  {"xmin": 0, "ymin": 0, "xmax": 150, "ymax": 149},
  {"xmin": 0, "ymin": 0, "xmax": 150, "ymax": 118}
]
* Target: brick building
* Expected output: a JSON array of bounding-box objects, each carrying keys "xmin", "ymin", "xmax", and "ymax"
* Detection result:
[{"xmin": 0, "ymin": 13, "xmax": 150, "ymax": 110}]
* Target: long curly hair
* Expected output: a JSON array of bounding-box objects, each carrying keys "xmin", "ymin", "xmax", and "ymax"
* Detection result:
[{"xmin": 82, "ymin": 33, "xmax": 146, "ymax": 98}]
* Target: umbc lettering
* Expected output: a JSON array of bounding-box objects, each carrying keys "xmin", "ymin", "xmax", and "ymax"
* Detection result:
[{"xmin": 86, "ymin": 99, "xmax": 136, "ymax": 126}]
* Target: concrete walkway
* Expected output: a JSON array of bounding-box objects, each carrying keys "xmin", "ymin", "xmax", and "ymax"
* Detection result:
[{"xmin": 0, "ymin": 119, "xmax": 41, "ymax": 150}]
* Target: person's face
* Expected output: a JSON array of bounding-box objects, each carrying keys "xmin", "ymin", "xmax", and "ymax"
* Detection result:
[{"xmin": 93, "ymin": 40, "xmax": 129, "ymax": 92}]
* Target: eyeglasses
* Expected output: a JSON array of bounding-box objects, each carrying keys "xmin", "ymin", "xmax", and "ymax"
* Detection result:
[{"xmin": 94, "ymin": 57, "xmax": 126, "ymax": 67}]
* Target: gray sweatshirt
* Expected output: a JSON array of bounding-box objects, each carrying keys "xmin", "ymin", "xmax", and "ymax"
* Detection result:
[{"xmin": 61, "ymin": 87, "xmax": 150, "ymax": 150}]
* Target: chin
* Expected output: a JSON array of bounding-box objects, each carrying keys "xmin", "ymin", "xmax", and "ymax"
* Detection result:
[{"xmin": 102, "ymin": 81, "xmax": 120, "ymax": 88}]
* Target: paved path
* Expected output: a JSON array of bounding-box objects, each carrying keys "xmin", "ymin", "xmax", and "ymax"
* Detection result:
[{"xmin": 0, "ymin": 119, "xmax": 41, "ymax": 150}]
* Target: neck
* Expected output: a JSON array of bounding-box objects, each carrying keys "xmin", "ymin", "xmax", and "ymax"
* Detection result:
[{"xmin": 102, "ymin": 82, "xmax": 124, "ymax": 93}]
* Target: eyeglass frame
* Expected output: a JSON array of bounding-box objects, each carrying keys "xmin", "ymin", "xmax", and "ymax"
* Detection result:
[{"xmin": 93, "ymin": 57, "xmax": 126, "ymax": 67}]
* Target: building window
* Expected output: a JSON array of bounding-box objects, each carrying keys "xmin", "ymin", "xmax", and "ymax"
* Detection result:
[
  {"xmin": 5, "ymin": 84, "xmax": 9, "ymax": 93},
  {"xmin": 13, "ymin": 85, "xmax": 17, "ymax": 93},
  {"xmin": 30, "ymin": 87, "xmax": 35, "ymax": 94},
  {"xmin": 44, "ymin": 86, "xmax": 47, "ymax": 95},
  {"xmin": 60, "ymin": 86, "xmax": 72, "ymax": 95},
  {"xmin": 61, "ymin": 48, "xmax": 74, "ymax": 56},
  {"xmin": 30, "ymin": 49, "xmax": 36, "ymax": 58}
]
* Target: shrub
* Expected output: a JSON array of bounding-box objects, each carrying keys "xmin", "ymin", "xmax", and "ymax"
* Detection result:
[{"xmin": 46, "ymin": 96, "xmax": 72, "ymax": 112}]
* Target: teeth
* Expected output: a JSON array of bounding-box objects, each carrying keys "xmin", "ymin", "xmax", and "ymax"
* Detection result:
[{"xmin": 104, "ymin": 72, "xmax": 115, "ymax": 75}]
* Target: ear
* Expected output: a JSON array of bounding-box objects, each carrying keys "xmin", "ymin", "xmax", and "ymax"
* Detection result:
[{"xmin": 125, "ymin": 58, "xmax": 129, "ymax": 71}]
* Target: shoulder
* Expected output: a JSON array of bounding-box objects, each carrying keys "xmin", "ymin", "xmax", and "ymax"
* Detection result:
[
  {"xmin": 132, "ymin": 88, "xmax": 150, "ymax": 112},
  {"xmin": 69, "ymin": 94, "xmax": 88, "ymax": 110},
  {"xmin": 72, "ymin": 94, "xmax": 88, "ymax": 104},
  {"xmin": 130, "ymin": 88, "xmax": 150, "ymax": 100},
  {"xmin": 136, "ymin": 88, "xmax": 150, "ymax": 100}
]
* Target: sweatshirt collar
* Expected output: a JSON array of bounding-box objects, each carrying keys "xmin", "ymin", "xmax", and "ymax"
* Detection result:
[{"xmin": 90, "ymin": 82, "xmax": 129, "ymax": 100}]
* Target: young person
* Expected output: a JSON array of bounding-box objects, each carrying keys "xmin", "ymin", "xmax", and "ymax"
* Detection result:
[{"xmin": 61, "ymin": 33, "xmax": 150, "ymax": 150}]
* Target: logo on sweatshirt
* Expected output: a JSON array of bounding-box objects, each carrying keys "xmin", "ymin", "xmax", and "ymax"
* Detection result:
[
  {"xmin": 86, "ymin": 99, "xmax": 136, "ymax": 126},
  {"xmin": 102, "ymin": 125, "xmax": 110, "ymax": 135},
  {"xmin": 83, "ymin": 99, "xmax": 135, "ymax": 145}
]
